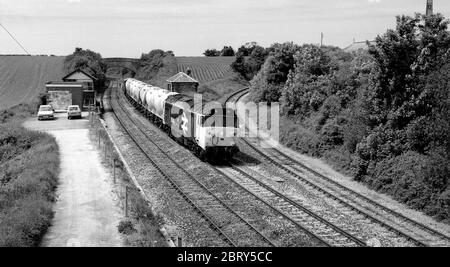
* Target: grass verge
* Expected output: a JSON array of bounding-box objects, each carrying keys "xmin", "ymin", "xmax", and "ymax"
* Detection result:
[{"xmin": 0, "ymin": 104, "xmax": 59, "ymax": 247}]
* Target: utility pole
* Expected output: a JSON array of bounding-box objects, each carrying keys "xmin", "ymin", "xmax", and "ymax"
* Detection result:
[
  {"xmin": 426, "ymin": 0, "xmax": 433, "ymax": 16},
  {"xmin": 320, "ymin": 32, "xmax": 324, "ymax": 47}
]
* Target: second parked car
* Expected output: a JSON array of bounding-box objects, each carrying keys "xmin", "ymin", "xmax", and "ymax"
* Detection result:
[{"xmin": 67, "ymin": 105, "xmax": 82, "ymax": 120}]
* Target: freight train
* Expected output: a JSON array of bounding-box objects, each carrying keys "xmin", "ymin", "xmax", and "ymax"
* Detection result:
[{"xmin": 123, "ymin": 78, "xmax": 239, "ymax": 161}]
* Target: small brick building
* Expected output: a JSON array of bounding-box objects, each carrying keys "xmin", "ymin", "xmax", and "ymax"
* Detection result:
[
  {"xmin": 46, "ymin": 69, "xmax": 97, "ymax": 111},
  {"xmin": 166, "ymin": 72, "xmax": 199, "ymax": 94},
  {"xmin": 46, "ymin": 82, "xmax": 84, "ymax": 111},
  {"xmin": 62, "ymin": 69, "xmax": 97, "ymax": 90}
]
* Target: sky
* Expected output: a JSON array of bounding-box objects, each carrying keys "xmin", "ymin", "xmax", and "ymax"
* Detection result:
[{"xmin": 0, "ymin": 0, "xmax": 449, "ymax": 57}]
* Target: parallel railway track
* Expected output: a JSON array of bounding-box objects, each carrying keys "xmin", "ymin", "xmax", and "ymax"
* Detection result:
[
  {"xmin": 240, "ymin": 139, "xmax": 428, "ymax": 246},
  {"xmin": 109, "ymin": 84, "xmax": 275, "ymax": 247},
  {"xmin": 215, "ymin": 164, "xmax": 367, "ymax": 247},
  {"xmin": 112, "ymin": 83, "xmax": 366, "ymax": 247},
  {"xmin": 112, "ymin": 83, "xmax": 340, "ymax": 247},
  {"xmin": 231, "ymin": 89, "xmax": 450, "ymax": 247},
  {"xmin": 223, "ymin": 89, "xmax": 370, "ymax": 247},
  {"xmin": 111, "ymin": 83, "xmax": 449, "ymax": 247},
  {"xmin": 259, "ymin": 144, "xmax": 450, "ymax": 246}
]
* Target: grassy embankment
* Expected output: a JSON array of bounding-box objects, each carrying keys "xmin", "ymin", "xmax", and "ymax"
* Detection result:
[{"xmin": 0, "ymin": 103, "xmax": 59, "ymax": 247}]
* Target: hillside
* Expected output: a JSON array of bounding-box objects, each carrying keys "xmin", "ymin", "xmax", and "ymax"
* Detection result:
[
  {"xmin": 176, "ymin": 56, "xmax": 248, "ymax": 101},
  {"xmin": 0, "ymin": 56, "xmax": 65, "ymax": 111},
  {"xmin": 176, "ymin": 56, "xmax": 235, "ymax": 84},
  {"xmin": 135, "ymin": 55, "xmax": 178, "ymax": 88}
]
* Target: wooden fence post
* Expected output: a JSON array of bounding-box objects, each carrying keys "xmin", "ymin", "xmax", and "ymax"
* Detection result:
[
  {"xmin": 125, "ymin": 186, "xmax": 129, "ymax": 218},
  {"xmin": 113, "ymin": 159, "xmax": 116, "ymax": 184}
]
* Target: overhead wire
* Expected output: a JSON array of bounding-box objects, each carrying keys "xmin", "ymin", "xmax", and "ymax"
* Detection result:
[{"xmin": 0, "ymin": 22, "xmax": 32, "ymax": 55}]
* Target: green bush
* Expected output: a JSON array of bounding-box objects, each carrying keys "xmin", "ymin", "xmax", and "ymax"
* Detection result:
[
  {"xmin": 280, "ymin": 118, "xmax": 322, "ymax": 157},
  {"xmin": 323, "ymin": 148, "xmax": 353, "ymax": 176},
  {"xmin": 0, "ymin": 103, "xmax": 37, "ymax": 124},
  {"xmin": 0, "ymin": 123, "xmax": 59, "ymax": 247},
  {"xmin": 365, "ymin": 151, "xmax": 449, "ymax": 221},
  {"xmin": 320, "ymin": 116, "xmax": 346, "ymax": 149},
  {"xmin": 118, "ymin": 220, "xmax": 136, "ymax": 235}
]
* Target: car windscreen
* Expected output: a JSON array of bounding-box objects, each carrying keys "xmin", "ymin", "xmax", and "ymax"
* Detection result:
[
  {"xmin": 39, "ymin": 107, "xmax": 52, "ymax": 111},
  {"xmin": 69, "ymin": 107, "xmax": 79, "ymax": 111}
]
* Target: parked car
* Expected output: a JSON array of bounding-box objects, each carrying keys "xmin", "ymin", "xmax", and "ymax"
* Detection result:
[
  {"xmin": 37, "ymin": 105, "xmax": 55, "ymax": 121},
  {"xmin": 67, "ymin": 105, "xmax": 82, "ymax": 120}
]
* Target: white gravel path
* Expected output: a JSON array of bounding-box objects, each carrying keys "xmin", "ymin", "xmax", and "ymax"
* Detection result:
[{"xmin": 23, "ymin": 113, "xmax": 124, "ymax": 247}]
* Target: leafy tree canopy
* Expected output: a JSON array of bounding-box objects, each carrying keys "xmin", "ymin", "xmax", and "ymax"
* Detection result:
[
  {"xmin": 64, "ymin": 47, "xmax": 107, "ymax": 91},
  {"xmin": 249, "ymin": 42, "xmax": 301, "ymax": 103},
  {"xmin": 203, "ymin": 49, "xmax": 221, "ymax": 57},
  {"xmin": 221, "ymin": 46, "xmax": 235, "ymax": 56}
]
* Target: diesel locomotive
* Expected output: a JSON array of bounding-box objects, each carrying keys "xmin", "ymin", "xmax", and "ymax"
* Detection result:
[{"xmin": 123, "ymin": 78, "xmax": 239, "ymax": 160}]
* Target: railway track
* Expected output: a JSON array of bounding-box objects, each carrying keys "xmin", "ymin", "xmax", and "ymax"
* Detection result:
[
  {"xmin": 112, "ymin": 84, "xmax": 348, "ymax": 249},
  {"xmin": 251, "ymin": 141, "xmax": 450, "ymax": 247},
  {"xmin": 109, "ymin": 84, "xmax": 275, "ymax": 247},
  {"xmin": 111, "ymin": 82, "xmax": 353, "ymax": 247},
  {"xmin": 220, "ymin": 89, "xmax": 369, "ymax": 246},
  {"xmin": 230, "ymin": 89, "xmax": 450, "ymax": 247},
  {"xmin": 223, "ymin": 87, "xmax": 250, "ymax": 105},
  {"xmin": 215, "ymin": 163, "xmax": 367, "ymax": 247}
]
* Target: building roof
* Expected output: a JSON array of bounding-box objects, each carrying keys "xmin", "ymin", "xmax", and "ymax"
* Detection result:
[
  {"xmin": 46, "ymin": 81, "xmax": 84, "ymax": 88},
  {"xmin": 344, "ymin": 41, "xmax": 376, "ymax": 52},
  {"xmin": 62, "ymin": 69, "xmax": 98, "ymax": 81},
  {"xmin": 167, "ymin": 72, "xmax": 199, "ymax": 84}
]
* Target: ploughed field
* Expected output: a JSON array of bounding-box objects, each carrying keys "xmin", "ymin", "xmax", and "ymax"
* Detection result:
[
  {"xmin": 0, "ymin": 56, "xmax": 65, "ymax": 110},
  {"xmin": 176, "ymin": 56, "xmax": 235, "ymax": 84}
]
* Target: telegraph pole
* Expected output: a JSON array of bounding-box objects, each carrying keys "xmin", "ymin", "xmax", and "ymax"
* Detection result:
[{"xmin": 426, "ymin": 0, "xmax": 433, "ymax": 16}]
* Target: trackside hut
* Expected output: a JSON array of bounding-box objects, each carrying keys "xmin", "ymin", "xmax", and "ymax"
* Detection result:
[{"xmin": 167, "ymin": 72, "xmax": 199, "ymax": 95}]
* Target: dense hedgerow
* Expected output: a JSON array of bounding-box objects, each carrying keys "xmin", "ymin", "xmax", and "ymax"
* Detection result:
[
  {"xmin": 0, "ymin": 113, "xmax": 59, "ymax": 246},
  {"xmin": 251, "ymin": 13, "xmax": 450, "ymax": 223}
]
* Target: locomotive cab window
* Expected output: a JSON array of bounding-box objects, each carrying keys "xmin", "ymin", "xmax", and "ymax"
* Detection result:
[{"xmin": 202, "ymin": 108, "xmax": 238, "ymax": 128}]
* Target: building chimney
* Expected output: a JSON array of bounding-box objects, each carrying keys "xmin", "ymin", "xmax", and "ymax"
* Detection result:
[
  {"xmin": 186, "ymin": 68, "xmax": 192, "ymax": 77},
  {"xmin": 426, "ymin": 0, "xmax": 433, "ymax": 16}
]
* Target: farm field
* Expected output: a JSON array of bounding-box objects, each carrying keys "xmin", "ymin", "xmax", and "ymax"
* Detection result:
[
  {"xmin": 176, "ymin": 56, "xmax": 235, "ymax": 84},
  {"xmin": 175, "ymin": 56, "xmax": 248, "ymax": 101},
  {"xmin": 0, "ymin": 56, "xmax": 65, "ymax": 111}
]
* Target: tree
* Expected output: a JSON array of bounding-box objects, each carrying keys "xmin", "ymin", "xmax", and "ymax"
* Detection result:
[
  {"xmin": 137, "ymin": 49, "xmax": 175, "ymax": 81},
  {"xmin": 232, "ymin": 43, "xmax": 268, "ymax": 80},
  {"xmin": 141, "ymin": 49, "xmax": 166, "ymax": 63},
  {"xmin": 353, "ymin": 13, "xmax": 450, "ymax": 179},
  {"xmin": 140, "ymin": 49, "xmax": 172, "ymax": 69},
  {"xmin": 236, "ymin": 42, "xmax": 259, "ymax": 56},
  {"xmin": 220, "ymin": 46, "xmax": 235, "ymax": 56},
  {"xmin": 64, "ymin": 48, "xmax": 107, "ymax": 92},
  {"xmin": 249, "ymin": 42, "xmax": 301, "ymax": 103},
  {"xmin": 203, "ymin": 49, "xmax": 220, "ymax": 57}
]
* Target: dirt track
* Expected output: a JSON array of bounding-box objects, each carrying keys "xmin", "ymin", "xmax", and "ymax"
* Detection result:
[{"xmin": 24, "ymin": 113, "xmax": 124, "ymax": 247}]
